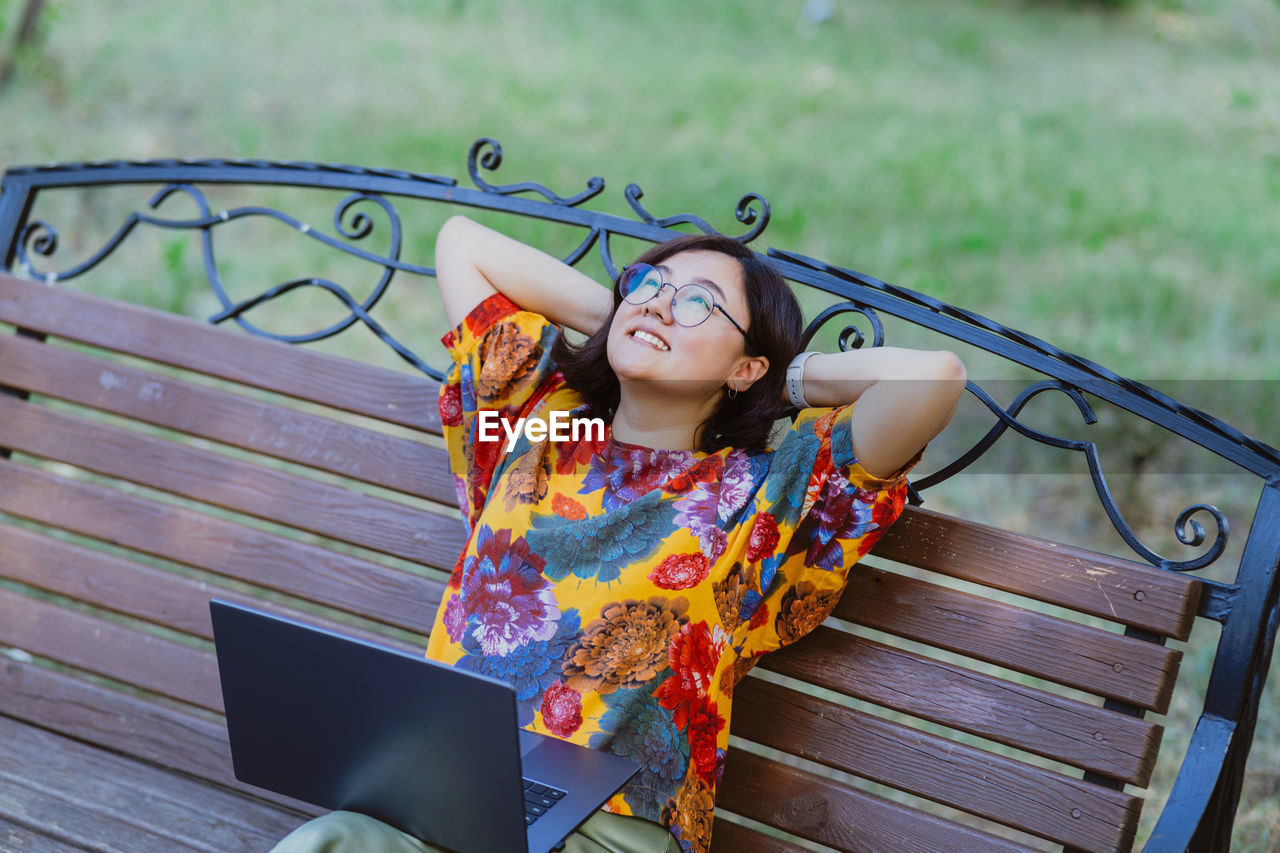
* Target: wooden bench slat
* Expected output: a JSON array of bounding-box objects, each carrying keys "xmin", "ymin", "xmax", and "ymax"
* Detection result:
[
  {"xmin": 732, "ymin": 677, "xmax": 1139, "ymax": 853},
  {"xmin": 0, "ymin": 657, "xmax": 321, "ymax": 819},
  {"xmin": 0, "ymin": 716, "xmax": 299, "ymax": 852},
  {"xmin": 0, "ymin": 779, "xmax": 208, "ymax": 853},
  {"xmin": 0, "ymin": 814, "xmax": 93, "ymax": 852},
  {"xmin": 872, "ymin": 506, "xmax": 1200, "ymax": 640},
  {"xmin": 0, "ymin": 331, "xmax": 456, "ymax": 503},
  {"xmin": 0, "ymin": 519, "xmax": 246, "ymax": 639},
  {"xmin": 0, "ymin": 272, "xmax": 441, "ymax": 433},
  {"xmin": 0, "ymin": 458, "xmax": 445, "ymax": 634},
  {"xmin": 0, "ymin": 520, "xmax": 423, "ymax": 655},
  {"xmin": 0, "ymin": 588, "xmax": 222, "ymax": 712},
  {"xmin": 761, "ymin": 625, "xmax": 1162, "ymax": 785},
  {"xmin": 835, "ymin": 562, "xmax": 1182, "ymax": 713},
  {"xmin": 717, "ymin": 749, "xmax": 1039, "ymax": 853},
  {"xmin": 0, "ymin": 393, "xmax": 465, "ymax": 566},
  {"xmin": 708, "ymin": 818, "xmax": 812, "ymax": 853}
]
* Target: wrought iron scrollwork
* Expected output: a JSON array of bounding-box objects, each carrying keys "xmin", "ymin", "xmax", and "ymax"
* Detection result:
[
  {"xmin": 768, "ymin": 246, "xmax": 1280, "ymax": 476},
  {"xmin": 561, "ymin": 227, "xmax": 603, "ymax": 269},
  {"xmin": 19, "ymin": 221, "xmax": 58, "ymax": 272},
  {"xmin": 596, "ymin": 233, "xmax": 622, "ymax": 283},
  {"xmin": 466, "ymin": 138, "xmax": 771, "ymax": 243},
  {"xmin": 623, "ymin": 183, "xmax": 770, "ymax": 244},
  {"xmin": 912, "ymin": 379, "xmax": 1229, "ymax": 572},
  {"xmin": 467, "ymin": 137, "xmax": 605, "ymax": 206},
  {"xmin": 18, "ymin": 215, "xmax": 117, "ymax": 284},
  {"xmin": 200, "ymin": 189, "xmax": 413, "ymax": 338},
  {"xmin": 800, "ymin": 302, "xmax": 885, "ymax": 352},
  {"xmin": 17, "ymin": 184, "xmax": 437, "ymax": 284},
  {"xmin": 16, "ymin": 180, "xmax": 445, "ymax": 377},
  {"xmin": 209, "ymin": 276, "xmax": 438, "ymax": 378}
]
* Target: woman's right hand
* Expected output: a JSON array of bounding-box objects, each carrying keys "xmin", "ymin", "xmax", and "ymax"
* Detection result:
[{"xmin": 434, "ymin": 215, "xmax": 614, "ymax": 333}]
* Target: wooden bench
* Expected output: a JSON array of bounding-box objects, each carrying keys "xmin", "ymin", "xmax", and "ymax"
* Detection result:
[{"xmin": 1, "ymin": 144, "xmax": 1277, "ymax": 852}]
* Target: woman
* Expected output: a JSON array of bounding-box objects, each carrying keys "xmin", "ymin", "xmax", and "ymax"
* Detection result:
[{"xmin": 275, "ymin": 216, "xmax": 966, "ymax": 853}]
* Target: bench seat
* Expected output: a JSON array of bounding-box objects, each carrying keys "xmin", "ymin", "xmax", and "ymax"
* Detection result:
[{"xmin": 0, "ymin": 714, "xmax": 312, "ymax": 852}]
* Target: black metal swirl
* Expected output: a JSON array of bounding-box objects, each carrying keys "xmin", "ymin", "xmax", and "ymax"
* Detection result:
[
  {"xmin": 911, "ymin": 379, "xmax": 1229, "ymax": 571},
  {"xmin": 18, "ymin": 214, "xmax": 128, "ymax": 283},
  {"xmin": 467, "ymin": 138, "xmax": 605, "ymax": 206},
  {"xmin": 17, "ymin": 221, "xmax": 58, "ymax": 273},
  {"xmin": 912, "ymin": 380, "xmax": 1095, "ymax": 492},
  {"xmin": 209, "ymin": 277, "xmax": 441, "ymax": 380},
  {"xmin": 1175, "ymin": 504, "xmax": 1230, "ymax": 554},
  {"xmin": 799, "ymin": 302, "xmax": 885, "ymax": 351},
  {"xmin": 599, "ymin": 233, "xmax": 621, "ymax": 283},
  {"xmin": 623, "ymin": 183, "xmax": 771, "ymax": 244},
  {"xmin": 335, "ymin": 194, "xmax": 378, "ymax": 241},
  {"xmin": 205, "ymin": 191, "xmax": 412, "ymax": 344},
  {"xmin": 561, "ymin": 227, "xmax": 602, "ymax": 269}
]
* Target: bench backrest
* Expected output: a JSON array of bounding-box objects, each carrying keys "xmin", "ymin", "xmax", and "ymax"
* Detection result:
[{"xmin": 1, "ymin": 144, "xmax": 1277, "ymax": 852}]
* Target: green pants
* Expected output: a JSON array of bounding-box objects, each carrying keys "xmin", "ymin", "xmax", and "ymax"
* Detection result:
[{"xmin": 271, "ymin": 809, "xmax": 681, "ymax": 853}]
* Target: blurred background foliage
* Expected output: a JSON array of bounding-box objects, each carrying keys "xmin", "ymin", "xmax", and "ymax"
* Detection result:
[
  {"xmin": 4, "ymin": 0, "xmax": 1279, "ymax": 380},
  {"xmin": 2, "ymin": 0, "xmax": 1278, "ymax": 848}
]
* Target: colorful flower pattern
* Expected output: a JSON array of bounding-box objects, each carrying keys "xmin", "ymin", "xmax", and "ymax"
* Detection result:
[
  {"xmin": 563, "ymin": 597, "xmax": 689, "ymax": 695},
  {"xmin": 540, "ymin": 681, "xmax": 584, "ymax": 737},
  {"xmin": 648, "ymin": 553, "xmax": 711, "ymax": 590},
  {"xmin": 453, "ymin": 526, "xmax": 558, "ymax": 656},
  {"xmin": 426, "ymin": 295, "xmax": 912, "ymax": 853}
]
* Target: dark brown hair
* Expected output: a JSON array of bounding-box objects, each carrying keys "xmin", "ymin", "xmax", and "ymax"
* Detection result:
[{"xmin": 552, "ymin": 234, "xmax": 804, "ymax": 453}]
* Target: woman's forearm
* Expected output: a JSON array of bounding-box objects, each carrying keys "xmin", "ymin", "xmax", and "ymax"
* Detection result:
[
  {"xmin": 799, "ymin": 347, "xmax": 967, "ymax": 479},
  {"xmin": 435, "ymin": 215, "xmax": 614, "ymax": 333},
  {"xmin": 800, "ymin": 347, "xmax": 964, "ymax": 407}
]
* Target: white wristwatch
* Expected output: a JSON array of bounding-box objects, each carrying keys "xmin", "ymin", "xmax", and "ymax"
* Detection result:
[{"xmin": 785, "ymin": 351, "xmax": 820, "ymax": 409}]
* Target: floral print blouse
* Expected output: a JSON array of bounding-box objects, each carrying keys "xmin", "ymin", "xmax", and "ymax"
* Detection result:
[{"xmin": 426, "ymin": 294, "xmax": 911, "ymax": 853}]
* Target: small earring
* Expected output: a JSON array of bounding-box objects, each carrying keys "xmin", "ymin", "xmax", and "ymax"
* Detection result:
[{"xmin": 727, "ymin": 386, "xmax": 738, "ymax": 399}]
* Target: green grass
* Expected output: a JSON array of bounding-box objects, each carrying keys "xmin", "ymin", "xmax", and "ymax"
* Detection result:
[
  {"xmin": 3, "ymin": 0, "xmax": 1280, "ymax": 848},
  {"xmin": 5, "ymin": 0, "xmax": 1280, "ymax": 381}
]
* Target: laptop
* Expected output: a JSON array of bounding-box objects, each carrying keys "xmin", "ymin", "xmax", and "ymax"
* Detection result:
[{"xmin": 209, "ymin": 599, "xmax": 639, "ymax": 853}]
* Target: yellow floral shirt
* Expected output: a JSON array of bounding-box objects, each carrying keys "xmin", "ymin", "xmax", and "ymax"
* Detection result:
[{"xmin": 426, "ymin": 294, "xmax": 910, "ymax": 853}]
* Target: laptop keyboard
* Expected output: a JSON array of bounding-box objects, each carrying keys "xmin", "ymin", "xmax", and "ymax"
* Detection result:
[{"xmin": 522, "ymin": 778, "xmax": 567, "ymax": 826}]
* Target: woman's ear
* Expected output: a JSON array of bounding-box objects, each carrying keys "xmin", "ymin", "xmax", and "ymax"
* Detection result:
[{"xmin": 729, "ymin": 355, "xmax": 770, "ymax": 391}]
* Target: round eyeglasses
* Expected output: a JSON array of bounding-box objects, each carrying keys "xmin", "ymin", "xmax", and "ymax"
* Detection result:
[{"xmin": 618, "ymin": 263, "xmax": 748, "ymax": 337}]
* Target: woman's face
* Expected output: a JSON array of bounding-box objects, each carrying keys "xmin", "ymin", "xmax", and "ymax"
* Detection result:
[{"xmin": 607, "ymin": 250, "xmax": 763, "ymax": 396}]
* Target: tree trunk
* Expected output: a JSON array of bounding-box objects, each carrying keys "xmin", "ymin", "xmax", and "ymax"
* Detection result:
[{"xmin": 0, "ymin": 0, "xmax": 48, "ymax": 91}]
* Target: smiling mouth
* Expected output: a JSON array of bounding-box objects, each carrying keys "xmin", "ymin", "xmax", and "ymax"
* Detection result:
[{"xmin": 629, "ymin": 329, "xmax": 670, "ymax": 351}]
